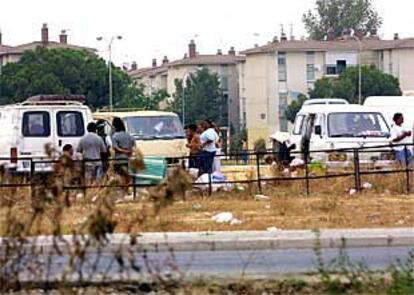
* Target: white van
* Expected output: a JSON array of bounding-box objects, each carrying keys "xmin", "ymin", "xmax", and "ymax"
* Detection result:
[
  {"xmin": 303, "ymin": 98, "xmax": 349, "ymax": 106},
  {"xmin": 0, "ymin": 95, "xmax": 93, "ymax": 173},
  {"xmin": 364, "ymin": 96, "xmax": 414, "ymax": 136},
  {"xmin": 290, "ymin": 104, "xmax": 393, "ymax": 166},
  {"xmin": 93, "ymin": 111, "xmax": 187, "ymax": 164}
]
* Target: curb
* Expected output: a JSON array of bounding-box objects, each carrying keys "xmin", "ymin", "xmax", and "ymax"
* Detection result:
[{"xmin": 2, "ymin": 228, "xmax": 414, "ymax": 253}]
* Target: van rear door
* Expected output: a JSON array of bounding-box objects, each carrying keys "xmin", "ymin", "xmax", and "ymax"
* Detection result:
[
  {"xmin": 54, "ymin": 109, "xmax": 87, "ymax": 152},
  {"xmin": 19, "ymin": 110, "xmax": 54, "ymax": 158}
]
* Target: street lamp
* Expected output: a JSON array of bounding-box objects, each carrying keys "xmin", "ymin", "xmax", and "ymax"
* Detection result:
[
  {"xmin": 181, "ymin": 73, "xmax": 192, "ymax": 126},
  {"xmin": 97, "ymin": 35, "xmax": 122, "ymax": 111},
  {"xmin": 350, "ymin": 36, "xmax": 362, "ymax": 104}
]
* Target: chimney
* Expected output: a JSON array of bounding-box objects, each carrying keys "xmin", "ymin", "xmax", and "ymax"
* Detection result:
[
  {"xmin": 217, "ymin": 49, "xmax": 222, "ymax": 55},
  {"xmin": 152, "ymin": 58, "xmax": 157, "ymax": 67},
  {"xmin": 394, "ymin": 33, "xmax": 399, "ymax": 40},
  {"xmin": 0, "ymin": 30, "xmax": 2, "ymax": 45},
  {"xmin": 162, "ymin": 56, "xmax": 169, "ymax": 64},
  {"xmin": 327, "ymin": 27, "xmax": 335, "ymax": 41},
  {"xmin": 280, "ymin": 32, "xmax": 288, "ymax": 42},
  {"xmin": 228, "ymin": 46, "xmax": 236, "ymax": 55},
  {"xmin": 188, "ymin": 40, "xmax": 196, "ymax": 58},
  {"xmin": 59, "ymin": 30, "xmax": 67, "ymax": 44},
  {"xmin": 41, "ymin": 23, "xmax": 49, "ymax": 45},
  {"xmin": 131, "ymin": 61, "xmax": 137, "ymax": 70},
  {"xmin": 354, "ymin": 26, "xmax": 364, "ymax": 40}
]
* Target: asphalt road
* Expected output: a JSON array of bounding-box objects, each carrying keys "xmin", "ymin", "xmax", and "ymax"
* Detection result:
[{"xmin": 15, "ymin": 246, "xmax": 413, "ymax": 281}]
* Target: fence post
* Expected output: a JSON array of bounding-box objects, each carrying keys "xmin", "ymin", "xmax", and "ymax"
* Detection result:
[
  {"xmin": 404, "ymin": 145, "xmax": 410, "ymax": 194},
  {"xmin": 256, "ymin": 151, "xmax": 262, "ymax": 194},
  {"xmin": 132, "ymin": 175, "xmax": 137, "ymax": 200},
  {"xmin": 82, "ymin": 159, "xmax": 86, "ymax": 199},
  {"xmin": 30, "ymin": 159, "xmax": 35, "ymax": 198},
  {"xmin": 208, "ymin": 172, "xmax": 212, "ymax": 196},
  {"xmin": 304, "ymin": 150, "xmax": 310, "ymax": 196},
  {"xmin": 353, "ymin": 148, "xmax": 361, "ymax": 191}
]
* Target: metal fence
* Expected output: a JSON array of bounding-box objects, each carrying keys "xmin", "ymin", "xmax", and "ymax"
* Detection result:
[{"xmin": 0, "ymin": 144, "xmax": 413, "ymax": 198}]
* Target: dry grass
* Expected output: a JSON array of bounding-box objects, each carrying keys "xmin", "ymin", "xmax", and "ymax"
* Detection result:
[{"xmin": 1, "ymin": 183, "xmax": 413, "ymax": 235}]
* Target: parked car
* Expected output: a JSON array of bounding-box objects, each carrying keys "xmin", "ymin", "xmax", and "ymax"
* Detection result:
[
  {"xmin": 0, "ymin": 95, "xmax": 93, "ymax": 173},
  {"xmin": 290, "ymin": 104, "xmax": 394, "ymax": 169},
  {"xmin": 93, "ymin": 110, "xmax": 187, "ymax": 164}
]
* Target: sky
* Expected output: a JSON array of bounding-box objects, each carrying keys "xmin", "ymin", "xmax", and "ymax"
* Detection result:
[{"xmin": 1, "ymin": 0, "xmax": 413, "ymax": 67}]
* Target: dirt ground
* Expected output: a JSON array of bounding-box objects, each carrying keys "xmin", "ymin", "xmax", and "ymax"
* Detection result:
[{"xmin": 1, "ymin": 186, "xmax": 413, "ymax": 235}]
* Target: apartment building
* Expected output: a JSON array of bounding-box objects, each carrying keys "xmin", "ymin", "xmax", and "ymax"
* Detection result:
[
  {"xmin": 0, "ymin": 24, "xmax": 95, "ymax": 73},
  {"xmin": 128, "ymin": 41, "xmax": 245, "ymax": 132},
  {"xmin": 240, "ymin": 33, "xmax": 414, "ymax": 148}
]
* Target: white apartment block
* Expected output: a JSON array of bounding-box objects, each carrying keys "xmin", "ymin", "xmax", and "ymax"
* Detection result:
[{"xmin": 240, "ymin": 34, "xmax": 414, "ymax": 148}]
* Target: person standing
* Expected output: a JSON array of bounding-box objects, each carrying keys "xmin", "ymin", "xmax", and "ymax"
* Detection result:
[
  {"xmin": 96, "ymin": 119, "xmax": 112, "ymax": 176},
  {"xmin": 111, "ymin": 117, "xmax": 136, "ymax": 194},
  {"xmin": 212, "ymin": 123, "xmax": 222, "ymax": 173},
  {"xmin": 390, "ymin": 113, "xmax": 413, "ymax": 165},
  {"xmin": 199, "ymin": 120, "xmax": 218, "ymax": 175},
  {"xmin": 77, "ymin": 122, "xmax": 107, "ymax": 182},
  {"xmin": 185, "ymin": 124, "xmax": 201, "ymax": 169}
]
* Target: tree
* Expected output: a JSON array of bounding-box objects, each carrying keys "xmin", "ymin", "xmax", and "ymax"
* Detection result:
[
  {"xmin": 0, "ymin": 47, "xmax": 131, "ymax": 109},
  {"xmin": 168, "ymin": 67, "xmax": 225, "ymax": 125},
  {"xmin": 310, "ymin": 65, "xmax": 402, "ymax": 103},
  {"xmin": 117, "ymin": 82, "xmax": 169, "ymax": 110},
  {"xmin": 286, "ymin": 93, "xmax": 308, "ymax": 123},
  {"xmin": 303, "ymin": 0, "xmax": 382, "ymax": 40},
  {"xmin": 286, "ymin": 66, "xmax": 402, "ymax": 122}
]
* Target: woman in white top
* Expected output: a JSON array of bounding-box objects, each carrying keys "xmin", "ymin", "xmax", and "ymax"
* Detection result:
[{"xmin": 212, "ymin": 125, "xmax": 222, "ymax": 173}]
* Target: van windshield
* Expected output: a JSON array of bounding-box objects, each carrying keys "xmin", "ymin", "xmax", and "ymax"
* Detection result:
[
  {"xmin": 123, "ymin": 115, "xmax": 185, "ymax": 140},
  {"xmin": 328, "ymin": 112, "xmax": 390, "ymax": 138}
]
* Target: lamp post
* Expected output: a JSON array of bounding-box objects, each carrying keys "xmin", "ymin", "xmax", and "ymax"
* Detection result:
[
  {"xmin": 181, "ymin": 73, "xmax": 192, "ymax": 126},
  {"xmin": 97, "ymin": 35, "xmax": 122, "ymax": 111},
  {"xmin": 351, "ymin": 36, "xmax": 362, "ymax": 104}
]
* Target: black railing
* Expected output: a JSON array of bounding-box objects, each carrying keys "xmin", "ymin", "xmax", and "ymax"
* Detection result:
[{"xmin": 0, "ymin": 144, "xmax": 412, "ymax": 198}]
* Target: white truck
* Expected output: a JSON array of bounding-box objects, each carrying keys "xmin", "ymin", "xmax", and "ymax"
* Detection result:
[
  {"xmin": 290, "ymin": 104, "xmax": 393, "ymax": 169},
  {"xmin": 0, "ymin": 95, "xmax": 93, "ymax": 173}
]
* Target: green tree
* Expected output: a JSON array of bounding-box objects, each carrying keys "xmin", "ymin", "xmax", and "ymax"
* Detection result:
[
  {"xmin": 303, "ymin": 0, "xmax": 382, "ymax": 40},
  {"xmin": 168, "ymin": 67, "xmax": 224, "ymax": 125},
  {"xmin": 0, "ymin": 47, "xmax": 130, "ymax": 109},
  {"xmin": 310, "ymin": 65, "xmax": 402, "ymax": 103},
  {"xmin": 286, "ymin": 66, "xmax": 402, "ymax": 122},
  {"xmin": 117, "ymin": 82, "xmax": 169, "ymax": 110},
  {"xmin": 285, "ymin": 93, "xmax": 308, "ymax": 123}
]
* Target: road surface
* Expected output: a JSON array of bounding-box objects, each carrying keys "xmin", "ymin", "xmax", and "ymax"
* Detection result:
[{"xmin": 15, "ymin": 246, "xmax": 413, "ymax": 281}]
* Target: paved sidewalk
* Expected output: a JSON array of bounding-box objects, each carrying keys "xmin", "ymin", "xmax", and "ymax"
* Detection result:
[{"xmin": 4, "ymin": 228, "xmax": 414, "ymax": 253}]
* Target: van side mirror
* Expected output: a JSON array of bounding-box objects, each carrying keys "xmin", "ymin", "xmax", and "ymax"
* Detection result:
[{"xmin": 314, "ymin": 125, "xmax": 322, "ymax": 136}]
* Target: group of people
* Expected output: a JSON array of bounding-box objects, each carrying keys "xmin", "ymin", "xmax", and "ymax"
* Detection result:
[
  {"xmin": 185, "ymin": 120, "xmax": 222, "ymax": 175},
  {"xmin": 61, "ymin": 117, "xmax": 135, "ymax": 191}
]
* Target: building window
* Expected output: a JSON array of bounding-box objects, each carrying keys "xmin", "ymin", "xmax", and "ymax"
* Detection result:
[
  {"xmin": 220, "ymin": 76, "xmax": 229, "ymax": 91},
  {"xmin": 221, "ymin": 64, "xmax": 229, "ymax": 75},
  {"xmin": 279, "ymin": 92, "xmax": 288, "ymax": 132},
  {"xmin": 325, "ymin": 60, "xmax": 347, "ymax": 75},
  {"xmin": 306, "ymin": 52, "xmax": 316, "ymax": 81},
  {"xmin": 278, "ymin": 52, "xmax": 287, "ymax": 82}
]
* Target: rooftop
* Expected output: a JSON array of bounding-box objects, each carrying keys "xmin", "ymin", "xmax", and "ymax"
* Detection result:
[
  {"xmin": 168, "ymin": 54, "xmax": 245, "ymax": 67},
  {"xmin": 0, "ymin": 24, "xmax": 95, "ymax": 57},
  {"xmin": 241, "ymin": 38, "xmax": 414, "ymax": 55},
  {"xmin": 128, "ymin": 65, "xmax": 168, "ymax": 79}
]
